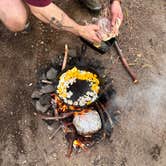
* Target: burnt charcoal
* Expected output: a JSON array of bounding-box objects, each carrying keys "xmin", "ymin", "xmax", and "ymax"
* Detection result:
[
  {"xmin": 92, "ymin": 130, "xmax": 104, "ymax": 142},
  {"xmin": 99, "ymin": 88, "xmax": 116, "ymax": 103},
  {"xmin": 31, "ymin": 90, "xmax": 43, "ymax": 99},
  {"xmin": 46, "ymin": 67, "xmax": 57, "ymax": 80},
  {"xmin": 107, "ymin": 88, "xmax": 116, "ymax": 99},
  {"xmin": 107, "ymin": 106, "xmax": 120, "ymax": 123},
  {"xmin": 40, "ymin": 85, "xmax": 55, "ymax": 94},
  {"xmin": 68, "ymin": 56, "xmax": 84, "ymax": 67},
  {"xmin": 35, "ymin": 101, "xmax": 50, "ymax": 113},
  {"xmin": 39, "ymin": 94, "xmax": 51, "ymax": 106}
]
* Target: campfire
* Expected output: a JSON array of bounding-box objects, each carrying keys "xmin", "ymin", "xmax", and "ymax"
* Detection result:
[{"xmin": 31, "ymin": 44, "xmax": 117, "ymax": 157}]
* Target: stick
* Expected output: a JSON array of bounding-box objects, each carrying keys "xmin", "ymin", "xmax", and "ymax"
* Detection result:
[
  {"xmin": 98, "ymin": 102, "xmax": 114, "ymax": 128},
  {"xmin": 36, "ymin": 112, "xmax": 74, "ymax": 120},
  {"xmin": 41, "ymin": 80, "xmax": 52, "ymax": 84},
  {"xmin": 114, "ymin": 40, "xmax": 138, "ymax": 84},
  {"xmin": 95, "ymin": 102, "xmax": 107, "ymax": 138},
  {"xmin": 49, "ymin": 125, "xmax": 61, "ymax": 140},
  {"xmin": 62, "ymin": 44, "xmax": 68, "ymax": 71},
  {"xmin": 65, "ymin": 127, "xmax": 76, "ymax": 158},
  {"xmin": 41, "ymin": 112, "xmax": 73, "ymax": 120}
]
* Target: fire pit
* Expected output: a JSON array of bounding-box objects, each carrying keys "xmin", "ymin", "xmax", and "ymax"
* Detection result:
[{"xmin": 31, "ymin": 45, "xmax": 117, "ymax": 157}]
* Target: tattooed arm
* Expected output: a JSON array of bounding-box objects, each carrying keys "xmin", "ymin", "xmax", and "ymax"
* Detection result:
[{"xmin": 27, "ymin": 2, "xmax": 101, "ymax": 43}]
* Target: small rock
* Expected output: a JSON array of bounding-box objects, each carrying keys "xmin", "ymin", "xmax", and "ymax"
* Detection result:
[
  {"xmin": 22, "ymin": 160, "xmax": 27, "ymax": 164},
  {"xmin": 39, "ymin": 94, "xmax": 51, "ymax": 106},
  {"xmin": 28, "ymin": 83, "xmax": 33, "ymax": 87},
  {"xmin": 40, "ymin": 41, "xmax": 44, "ymax": 44},
  {"xmin": 45, "ymin": 48, "xmax": 48, "ymax": 52},
  {"xmin": 40, "ymin": 85, "xmax": 55, "ymax": 94},
  {"xmin": 73, "ymin": 110, "xmax": 102, "ymax": 136},
  {"xmin": 31, "ymin": 90, "xmax": 43, "ymax": 99},
  {"xmin": 35, "ymin": 101, "xmax": 50, "ymax": 113},
  {"xmin": 46, "ymin": 67, "xmax": 57, "ymax": 80},
  {"xmin": 136, "ymin": 53, "xmax": 142, "ymax": 58}
]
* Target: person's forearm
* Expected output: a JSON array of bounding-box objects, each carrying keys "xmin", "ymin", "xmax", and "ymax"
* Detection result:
[{"xmin": 28, "ymin": 2, "xmax": 81, "ymax": 35}]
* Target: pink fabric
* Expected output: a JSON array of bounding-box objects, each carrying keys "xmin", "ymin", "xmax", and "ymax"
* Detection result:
[{"xmin": 25, "ymin": 0, "xmax": 52, "ymax": 7}]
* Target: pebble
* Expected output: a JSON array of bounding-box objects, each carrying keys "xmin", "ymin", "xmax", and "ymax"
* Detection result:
[
  {"xmin": 40, "ymin": 85, "xmax": 55, "ymax": 94},
  {"xmin": 46, "ymin": 67, "xmax": 57, "ymax": 80},
  {"xmin": 35, "ymin": 101, "xmax": 50, "ymax": 113},
  {"xmin": 73, "ymin": 110, "xmax": 102, "ymax": 135},
  {"xmin": 31, "ymin": 90, "xmax": 43, "ymax": 99},
  {"xmin": 28, "ymin": 83, "xmax": 33, "ymax": 86},
  {"xmin": 22, "ymin": 160, "xmax": 27, "ymax": 164},
  {"xmin": 45, "ymin": 48, "xmax": 48, "ymax": 52},
  {"xmin": 40, "ymin": 41, "xmax": 44, "ymax": 44}
]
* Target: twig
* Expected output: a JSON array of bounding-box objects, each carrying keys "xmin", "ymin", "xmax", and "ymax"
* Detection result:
[
  {"xmin": 36, "ymin": 112, "xmax": 74, "ymax": 120},
  {"xmin": 99, "ymin": 102, "xmax": 114, "ymax": 128},
  {"xmin": 41, "ymin": 80, "xmax": 53, "ymax": 84},
  {"xmin": 114, "ymin": 40, "xmax": 139, "ymax": 84},
  {"xmin": 95, "ymin": 102, "xmax": 107, "ymax": 139},
  {"xmin": 62, "ymin": 44, "xmax": 68, "ymax": 71},
  {"xmin": 65, "ymin": 127, "xmax": 76, "ymax": 158},
  {"xmin": 49, "ymin": 125, "xmax": 62, "ymax": 140}
]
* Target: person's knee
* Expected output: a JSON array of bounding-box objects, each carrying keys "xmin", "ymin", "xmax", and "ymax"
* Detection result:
[
  {"xmin": 5, "ymin": 15, "xmax": 27, "ymax": 32},
  {"xmin": 0, "ymin": 0, "xmax": 28, "ymax": 32}
]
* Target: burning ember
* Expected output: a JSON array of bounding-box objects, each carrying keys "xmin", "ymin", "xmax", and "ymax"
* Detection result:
[{"xmin": 31, "ymin": 45, "xmax": 117, "ymax": 157}]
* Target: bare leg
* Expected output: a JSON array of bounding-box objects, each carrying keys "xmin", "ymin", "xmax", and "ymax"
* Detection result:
[{"xmin": 0, "ymin": 0, "xmax": 28, "ymax": 32}]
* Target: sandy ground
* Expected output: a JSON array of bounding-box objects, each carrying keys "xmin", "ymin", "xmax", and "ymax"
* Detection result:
[{"xmin": 0, "ymin": 0, "xmax": 166, "ymax": 165}]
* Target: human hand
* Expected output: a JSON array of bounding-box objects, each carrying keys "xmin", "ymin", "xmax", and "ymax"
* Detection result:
[
  {"xmin": 110, "ymin": 1, "xmax": 123, "ymax": 27},
  {"xmin": 78, "ymin": 24, "xmax": 102, "ymax": 43}
]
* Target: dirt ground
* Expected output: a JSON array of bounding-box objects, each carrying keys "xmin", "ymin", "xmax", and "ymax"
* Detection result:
[{"xmin": 0, "ymin": 0, "xmax": 166, "ymax": 166}]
